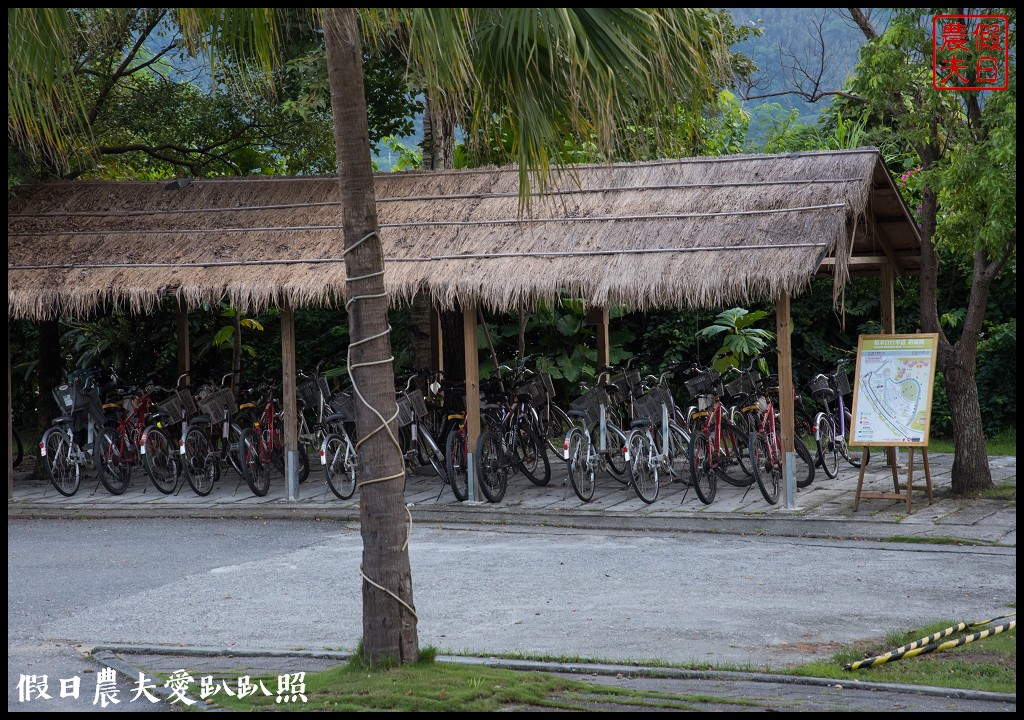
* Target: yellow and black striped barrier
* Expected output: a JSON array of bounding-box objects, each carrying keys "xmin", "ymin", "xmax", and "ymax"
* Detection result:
[{"xmin": 844, "ymin": 614, "xmax": 1016, "ymax": 670}]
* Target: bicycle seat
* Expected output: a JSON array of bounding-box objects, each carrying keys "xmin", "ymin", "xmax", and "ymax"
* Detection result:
[
  {"xmin": 630, "ymin": 418, "xmax": 652, "ymax": 429},
  {"xmin": 568, "ymin": 410, "xmax": 590, "ymax": 421}
]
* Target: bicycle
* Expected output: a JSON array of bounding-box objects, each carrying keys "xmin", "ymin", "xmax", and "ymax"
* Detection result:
[
  {"xmin": 517, "ymin": 355, "xmax": 575, "ymax": 455},
  {"xmin": 93, "ymin": 381, "xmax": 167, "ymax": 495},
  {"xmin": 624, "ymin": 371, "xmax": 692, "ymax": 503},
  {"xmin": 474, "ymin": 372, "xmax": 552, "ymax": 503},
  {"xmin": 807, "ymin": 359, "xmax": 866, "ymax": 474},
  {"xmin": 747, "ymin": 369, "xmax": 816, "ymax": 504},
  {"xmin": 39, "ymin": 372, "xmax": 109, "ymax": 496},
  {"xmin": 396, "ymin": 372, "xmax": 449, "ymax": 488},
  {"xmin": 562, "ymin": 373, "xmax": 633, "ymax": 503},
  {"xmin": 319, "ymin": 389, "xmax": 358, "ymax": 500},
  {"xmin": 238, "ymin": 381, "xmax": 310, "ymax": 497},
  {"xmin": 684, "ymin": 363, "xmax": 752, "ymax": 505}
]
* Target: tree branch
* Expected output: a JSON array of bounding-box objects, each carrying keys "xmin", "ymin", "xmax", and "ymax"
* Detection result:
[
  {"xmin": 85, "ymin": 11, "xmax": 166, "ymax": 127},
  {"xmin": 847, "ymin": 8, "xmax": 878, "ymax": 40},
  {"xmin": 121, "ymin": 42, "xmax": 177, "ymax": 77}
]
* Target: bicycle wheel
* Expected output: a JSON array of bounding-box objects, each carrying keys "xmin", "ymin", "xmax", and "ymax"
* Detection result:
[
  {"xmin": 445, "ymin": 429, "xmax": 469, "ymax": 502},
  {"xmin": 565, "ymin": 427, "xmax": 595, "ymax": 502},
  {"xmin": 750, "ymin": 430, "xmax": 781, "ymax": 504},
  {"xmin": 515, "ymin": 427, "xmax": 551, "ymax": 486},
  {"xmin": 604, "ymin": 423, "xmax": 631, "ymax": 484},
  {"xmin": 141, "ymin": 425, "xmax": 178, "ymax": 494},
  {"xmin": 794, "ymin": 435, "xmax": 816, "ymax": 488},
  {"xmin": 689, "ymin": 429, "xmax": 717, "ymax": 505},
  {"xmin": 223, "ymin": 421, "xmax": 246, "ymax": 478},
  {"xmin": 795, "ymin": 406, "xmax": 822, "ymax": 471},
  {"xmin": 543, "ymin": 403, "xmax": 574, "ymax": 454},
  {"xmin": 475, "ymin": 429, "xmax": 507, "ymax": 503},
  {"xmin": 94, "ymin": 426, "xmax": 132, "ymax": 495},
  {"xmin": 184, "ymin": 425, "xmax": 219, "ymax": 496},
  {"xmin": 817, "ymin": 415, "xmax": 839, "ymax": 479},
  {"xmin": 665, "ymin": 422, "xmax": 691, "ymax": 484},
  {"xmin": 723, "ymin": 419, "xmax": 753, "ymax": 480},
  {"xmin": 41, "ymin": 427, "xmax": 80, "ymax": 496},
  {"xmin": 323, "ymin": 432, "xmax": 358, "ymax": 500},
  {"xmin": 239, "ymin": 427, "xmax": 271, "ymax": 496},
  {"xmin": 628, "ymin": 430, "xmax": 659, "ymax": 504}
]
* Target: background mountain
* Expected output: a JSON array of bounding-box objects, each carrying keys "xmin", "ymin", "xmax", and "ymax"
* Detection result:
[{"xmin": 729, "ymin": 7, "xmax": 880, "ymax": 122}]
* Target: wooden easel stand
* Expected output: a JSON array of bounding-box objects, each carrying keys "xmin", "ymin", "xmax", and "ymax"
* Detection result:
[{"xmin": 854, "ymin": 447, "xmax": 933, "ymax": 514}]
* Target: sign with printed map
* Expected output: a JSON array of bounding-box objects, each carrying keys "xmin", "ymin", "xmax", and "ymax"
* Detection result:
[{"xmin": 850, "ymin": 334, "xmax": 939, "ymax": 446}]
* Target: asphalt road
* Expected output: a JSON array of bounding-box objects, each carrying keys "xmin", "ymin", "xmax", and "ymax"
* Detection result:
[{"xmin": 8, "ymin": 517, "xmax": 1016, "ymax": 711}]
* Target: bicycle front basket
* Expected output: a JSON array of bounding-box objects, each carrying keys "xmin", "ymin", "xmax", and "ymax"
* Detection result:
[
  {"xmin": 516, "ymin": 376, "xmax": 548, "ymax": 407},
  {"xmin": 329, "ymin": 392, "xmax": 355, "ymax": 422},
  {"xmin": 161, "ymin": 387, "xmax": 198, "ymax": 425},
  {"xmin": 407, "ymin": 388, "xmax": 429, "ymax": 419},
  {"xmin": 297, "ymin": 376, "xmax": 331, "ymax": 409},
  {"xmin": 835, "ymin": 370, "xmax": 852, "ymax": 397},
  {"xmin": 684, "ymin": 369, "xmax": 722, "ymax": 399},
  {"xmin": 609, "ymin": 370, "xmax": 642, "ymax": 398},
  {"xmin": 569, "ymin": 386, "xmax": 607, "ymax": 426},
  {"xmin": 198, "ymin": 387, "xmax": 237, "ymax": 424},
  {"xmin": 808, "ymin": 374, "xmax": 834, "ymax": 403},
  {"xmin": 724, "ymin": 372, "xmax": 759, "ymax": 400},
  {"xmin": 632, "ymin": 387, "xmax": 674, "ymax": 421},
  {"xmin": 396, "ymin": 394, "xmax": 416, "ymax": 428}
]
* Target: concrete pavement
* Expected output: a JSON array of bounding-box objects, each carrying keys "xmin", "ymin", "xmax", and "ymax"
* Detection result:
[{"xmin": 8, "ymin": 451, "xmax": 1016, "ymax": 711}]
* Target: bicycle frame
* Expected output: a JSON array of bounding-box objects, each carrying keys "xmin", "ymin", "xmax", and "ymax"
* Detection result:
[
  {"xmin": 756, "ymin": 398, "xmax": 782, "ymax": 468},
  {"xmin": 108, "ymin": 391, "xmax": 154, "ymax": 465},
  {"xmin": 253, "ymin": 396, "xmax": 280, "ymax": 464}
]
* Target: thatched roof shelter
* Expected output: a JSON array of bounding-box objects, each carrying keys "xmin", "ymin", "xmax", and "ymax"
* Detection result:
[{"xmin": 8, "ymin": 148, "xmax": 920, "ymax": 321}]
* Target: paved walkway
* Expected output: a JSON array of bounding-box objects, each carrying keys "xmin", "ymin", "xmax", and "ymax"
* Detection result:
[{"xmin": 9, "ymin": 451, "xmax": 1017, "ymax": 546}]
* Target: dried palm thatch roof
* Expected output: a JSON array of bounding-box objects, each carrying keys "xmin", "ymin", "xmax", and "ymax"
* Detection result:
[{"xmin": 8, "ymin": 148, "xmax": 920, "ymax": 320}]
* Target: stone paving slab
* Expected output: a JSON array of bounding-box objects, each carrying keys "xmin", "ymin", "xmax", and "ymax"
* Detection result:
[{"xmin": 10, "ymin": 453, "xmax": 1015, "ymax": 546}]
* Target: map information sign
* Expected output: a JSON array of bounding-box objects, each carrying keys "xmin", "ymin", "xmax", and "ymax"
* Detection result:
[{"xmin": 850, "ymin": 334, "xmax": 939, "ymax": 446}]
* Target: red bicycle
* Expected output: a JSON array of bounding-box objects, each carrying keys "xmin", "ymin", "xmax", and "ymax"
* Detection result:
[
  {"xmin": 94, "ymin": 382, "xmax": 162, "ymax": 495},
  {"xmin": 685, "ymin": 364, "xmax": 751, "ymax": 505},
  {"xmin": 237, "ymin": 382, "xmax": 309, "ymax": 496},
  {"xmin": 747, "ymin": 370, "xmax": 816, "ymax": 504}
]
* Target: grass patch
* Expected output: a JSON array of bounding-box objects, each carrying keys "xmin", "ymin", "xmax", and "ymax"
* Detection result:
[
  {"xmin": 976, "ymin": 482, "xmax": 1016, "ymax": 502},
  {"xmin": 782, "ymin": 618, "xmax": 1016, "ymax": 694},
  {"xmin": 205, "ymin": 652, "xmax": 758, "ymax": 712},
  {"xmin": 190, "ymin": 616, "xmax": 1016, "ymax": 712},
  {"xmin": 928, "ymin": 427, "xmax": 1016, "ymax": 456}
]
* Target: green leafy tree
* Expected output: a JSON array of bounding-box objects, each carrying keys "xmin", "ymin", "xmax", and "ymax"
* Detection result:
[
  {"xmin": 696, "ymin": 308, "xmax": 776, "ymax": 373},
  {"xmin": 842, "ymin": 8, "xmax": 1016, "ymax": 493}
]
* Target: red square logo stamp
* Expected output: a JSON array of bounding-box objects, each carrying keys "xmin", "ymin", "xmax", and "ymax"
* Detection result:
[{"xmin": 932, "ymin": 14, "xmax": 1009, "ymax": 90}]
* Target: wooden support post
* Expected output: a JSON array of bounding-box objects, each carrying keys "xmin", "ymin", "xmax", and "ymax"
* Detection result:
[
  {"xmin": 776, "ymin": 292, "xmax": 796, "ymax": 508},
  {"xmin": 880, "ymin": 263, "xmax": 896, "ymax": 334},
  {"xmin": 430, "ymin": 306, "xmax": 443, "ymax": 375},
  {"xmin": 463, "ymin": 303, "xmax": 481, "ymax": 500},
  {"xmin": 281, "ymin": 301, "xmax": 299, "ymax": 500},
  {"xmin": 587, "ymin": 306, "xmax": 610, "ymax": 371},
  {"xmin": 176, "ymin": 297, "xmax": 190, "ymax": 385}
]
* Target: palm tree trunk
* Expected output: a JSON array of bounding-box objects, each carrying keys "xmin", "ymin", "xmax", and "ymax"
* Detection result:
[{"xmin": 324, "ymin": 8, "xmax": 418, "ymax": 665}]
